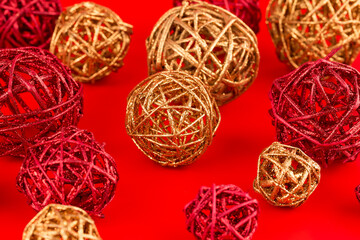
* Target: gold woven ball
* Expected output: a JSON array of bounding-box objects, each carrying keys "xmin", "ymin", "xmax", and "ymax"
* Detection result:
[
  {"xmin": 266, "ymin": 0, "xmax": 360, "ymax": 68},
  {"xmin": 126, "ymin": 71, "xmax": 220, "ymax": 167},
  {"xmin": 50, "ymin": 2, "xmax": 133, "ymax": 83},
  {"xmin": 146, "ymin": 0, "xmax": 259, "ymax": 106},
  {"xmin": 253, "ymin": 142, "xmax": 321, "ymax": 207},
  {"xmin": 23, "ymin": 204, "xmax": 102, "ymax": 240}
]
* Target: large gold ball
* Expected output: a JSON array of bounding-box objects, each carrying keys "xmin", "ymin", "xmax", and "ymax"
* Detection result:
[
  {"xmin": 147, "ymin": 0, "xmax": 259, "ymax": 106},
  {"xmin": 23, "ymin": 204, "xmax": 102, "ymax": 240},
  {"xmin": 126, "ymin": 71, "xmax": 220, "ymax": 167},
  {"xmin": 50, "ymin": 2, "xmax": 133, "ymax": 83},
  {"xmin": 266, "ymin": 0, "xmax": 360, "ymax": 68}
]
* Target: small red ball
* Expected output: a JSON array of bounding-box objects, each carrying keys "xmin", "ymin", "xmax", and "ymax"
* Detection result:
[
  {"xmin": 173, "ymin": 0, "xmax": 261, "ymax": 34},
  {"xmin": 270, "ymin": 55, "xmax": 360, "ymax": 167},
  {"xmin": 16, "ymin": 126, "xmax": 118, "ymax": 217},
  {"xmin": 0, "ymin": 0, "xmax": 62, "ymax": 48},
  {"xmin": 185, "ymin": 184, "xmax": 259, "ymax": 240},
  {"xmin": 0, "ymin": 47, "xmax": 83, "ymax": 156},
  {"xmin": 355, "ymin": 185, "xmax": 360, "ymax": 202}
]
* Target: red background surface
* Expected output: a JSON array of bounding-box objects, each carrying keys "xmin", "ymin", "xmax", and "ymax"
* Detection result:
[{"xmin": 1, "ymin": 0, "xmax": 360, "ymax": 239}]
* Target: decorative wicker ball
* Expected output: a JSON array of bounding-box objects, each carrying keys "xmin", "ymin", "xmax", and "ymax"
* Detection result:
[
  {"xmin": 355, "ymin": 185, "xmax": 360, "ymax": 202},
  {"xmin": 266, "ymin": 0, "xmax": 360, "ymax": 68},
  {"xmin": 185, "ymin": 184, "xmax": 259, "ymax": 239},
  {"xmin": 126, "ymin": 71, "xmax": 220, "ymax": 167},
  {"xmin": 0, "ymin": 47, "xmax": 83, "ymax": 157},
  {"xmin": 147, "ymin": 0, "xmax": 259, "ymax": 106},
  {"xmin": 173, "ymin": 0, "xmax": 261, "ymax": 34},
  {"xmin": 16, "ymin": 126, "xmax": 118, "ymax": 217},
  {"xmin": 23, "ymin": 204, "xmax": 102, "ymax": 240},
  {"xmin": 0, "ymin": 0, "xmax": 61, "ymax": 49},
  {"xmin": 50, "ymin": 1, "xmax": 133, "ymax": 83},
  {"xmin": 254, "ymin": 142, "xmax": 321, "ymax": 207},
  {"xmin": 270, "ymin": 53, "xmax": 360, "ymax": 167}
]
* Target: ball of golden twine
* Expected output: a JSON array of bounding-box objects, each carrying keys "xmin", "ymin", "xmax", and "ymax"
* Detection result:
[
  {"xmin": 23, "ymin": 204, "xmax": 102, "ymax": 240},
  {"xmin": 126, "ymin": 71, "xmax": 220, "ymax": 167},
  {"xmin": 254, "ymin": 142, "xmax": 321, "ymax": 207},
  {"xmin": 266, "ymin": 0, "xmax": 360, "ymax": 68},
  {"xmin": 50, "ymin": 2, "xmax": 133, "ymax": 83},
  {"xmin": 147, "ymin": 0, "xmax": 259, "ymax": 106}
]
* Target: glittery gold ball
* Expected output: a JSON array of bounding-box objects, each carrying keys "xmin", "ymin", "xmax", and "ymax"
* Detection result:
[
  {"xmin": 254, "ymin": 142, "xmax": 321, "ymax": 207},
  {"xmin": 146, "ymin": 0, "xmax": 259, "ymax": 106},
  {"xmin": 266, "ymin": 0, "xmax": 360, "ymax": 68},
  {"xmin": 22, "ymin": 204, "xmax": 102, "ymax": 240},
  {"xmin": 126, "ymin": 71, "xmax": 220, "ymax": 167},
  {"xmin": 50, "ymin": 2, "xmax": 133, "ymax": 83}
]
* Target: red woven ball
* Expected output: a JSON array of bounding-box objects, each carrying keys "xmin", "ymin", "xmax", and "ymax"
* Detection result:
[
  {"xmin": 355, "ymin": 185, "xmax": 360, "ymax": 202},
  {"xmin": 16, "ymin": 126, "xmax": 119, "ymax": 217},
  {"xmin": 0, "ymin": 47, "xmax": 83, "ymax": 156},
  {"xmin": 173, "ymin": 0, "xmax": 261, "ymax": 34},
  {"xmin": 270, "ymin": 53, "xmax": 360, "ymax": 167},
  {"xmin": 185, "ymin": 184, "xmax": 259, "ymax": 239},
  {"xmin": 0, "ymin": 0, "xmax": 61, "ymax": 48}
]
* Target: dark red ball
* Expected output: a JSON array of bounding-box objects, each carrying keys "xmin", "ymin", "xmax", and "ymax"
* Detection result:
[
  {"xmin": 173, "ymin": 0, "xmax": 261, "ymax": 34},
  {"xmin": 0, "ymin": 0, "xmax": 62, "ymax": 48},
  {"xmin": 185, "ymin": 184, "xmax": 259, "ymax": 240},
  {"xmin": 355, "ymin": 185, "xmax": 360, "ymax": 202},
  {"xmin": 270, "ymin": 55, "xmax": 360, "ymax": 167},
  {"xmin": 16, "ymin": 126, "xmax": 119, "ymax": 217},
  {"xmin": 0, "ymin": 47, "xmax": 83, "ymax": 156}
]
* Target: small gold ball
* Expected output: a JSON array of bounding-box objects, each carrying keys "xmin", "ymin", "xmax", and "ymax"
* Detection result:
[
  {"xmin": 23, "ymin": 204, "xmax": 102, "ymax": 240},
  {"xmin": 254, "ymin": 142, "xmax": 321, "ymax": 207},
  {"xmin": 50, "ymin": 2, "xmax": 133, "ymax": 83}
]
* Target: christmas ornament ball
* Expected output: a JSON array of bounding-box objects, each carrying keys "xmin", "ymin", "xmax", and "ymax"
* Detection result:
[
  {"xmin": 185, "ymin": 184, "xmax": 259, "ymax": 239},
  {"xmin": 126, "ymin": 71, "xmax": 220, "ymax": 167},
  {"xmin": 147, "ymin": 0, "xmax": 259, "ymax": 106},
  {"xmin": 23, "ymin": 204, "xmax": 102, "ymax": 240},
  {"xmin": 173, "ymin": 0, "xmax": 261, "ymax": 34},
  {"xmin": 0, "ymin": 47, "xmax": 82, "ymax": 157},
  {"xmin": 355, "ymin": 185, "xmax": 360, "ymax": 202},
  {"xmin": 266, "ymin": 0, "xmax": 360, "ymax": 68},
  {"xmin": 0, "ymin": 0, "xmax": 61, "ymax": 49},
  {"xmin": 17, "ymin": 126, "xmax": 118, "ymax": 217},
  {"xmin": 254, "ymin": 142, "xmax": 321, "ymax": 207},
  {"xmin": 270, "ymin": 54, "xmax": 360, "ymax": 167},
  {"xmin": 50, "ymin": 1, "xmax": 133, "ymax": 83}
]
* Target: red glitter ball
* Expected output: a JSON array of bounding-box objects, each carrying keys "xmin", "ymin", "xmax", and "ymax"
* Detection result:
[
  {"xmin": 270, "ymin": 53, "xmax": 360, "ymax": 167},
  {"xmin": 184, "ymin": 184, "xmax": 259, "ymax": 240},
  {"xmin": 173, "ymin": 0, "xmax": 261, "ymax": 34},
  {"xmin": 0, "ymin": 47, "xmax": 83, "ymax": 157},
  {"xmin": 355, "ymin": 185, "xmax": 360, "ymax": 202},
  {"xmin": 16, "ymin": 126, "xmax": 119, "ymax": 217},
  {"xmin": 0, "ymin": 0, "xmax": 62, "ymax": 49}
]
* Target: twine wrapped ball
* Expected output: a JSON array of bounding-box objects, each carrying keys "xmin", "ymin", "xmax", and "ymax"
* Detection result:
[
  {"xmin": 185, "ymin": 184, "xmax": 259, "ymax": 240},
  {"xmin": 0, "ymin": 0, "xmax": 61, "ymax": 49},
  {"xmin": 173, "ymin": 0, "xmax": 261, "ymax": 34},
  {"xmin": 50, "ymin": 2, "xmax": 133, "ymax": 83},
  {"xmin": 270, "ymin": 53, "xmax": 360, "ymax": 167},
  {"xmin": 266, "ymin": 0, "xmax": 360, "ymax": 68},
  {"xmin": 126, "ymin": 71, "xmax": 220, "ymax": 167},
  {"xmin": 147, "ymin": 0, "xmax": 259, "ymax": 106},
  {"xmin": 254, "ymin": 142, "xmax": 320, "ymax": 207},
  {"xmin": 16, "ymin": 126, "xmax": 118, "ymax": 217},
  {"xmin": 23, "ymin": 204, "xmax": 102, "ymax": 240},
  {"xmin": 0, "ymin": 47, "xmax": 82, "ymax": 157}
]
